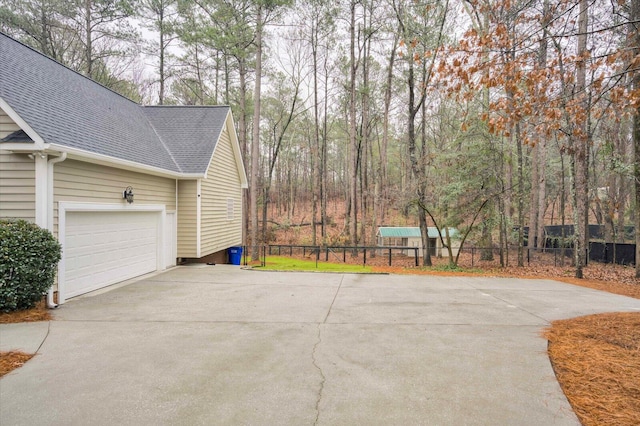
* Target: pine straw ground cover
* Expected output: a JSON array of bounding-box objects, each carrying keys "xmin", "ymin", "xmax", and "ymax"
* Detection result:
[
  {"xmin": 0, "ymin": 300, "xmax": 51, "ymax": 324},
  {"xmin": 0, "ymin": 352, "xmax": 34, "ymax": 378},
  {"xmin": 544, "ymin": 313, "xmax": 640, "ymax": 426},
  {"xmin": 0, "ymin": 300, "xmax": 49, "ymax": 377}
]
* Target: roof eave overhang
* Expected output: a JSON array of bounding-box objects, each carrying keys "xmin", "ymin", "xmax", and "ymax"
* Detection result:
[
  {"xmin": 0, "ymin": 142, "xmax": 46, "ymax": 153},
  {"xmin": 45, "ymin": 144, "xmax": 205, "ymax": 179}
]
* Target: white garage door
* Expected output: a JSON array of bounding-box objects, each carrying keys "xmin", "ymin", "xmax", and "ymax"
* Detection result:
[{"xmin": 64, "ymin": 211, "xmax": 159, "ymax": 298}]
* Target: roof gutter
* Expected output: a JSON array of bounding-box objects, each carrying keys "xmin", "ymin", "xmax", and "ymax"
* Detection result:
[
  {"xmin": 46, "ymin": 152, "xmax": 67, "ymax": 309},
  {"xmin": 46, "ymin": 144, "xmax": 205, "ymax": 179}
]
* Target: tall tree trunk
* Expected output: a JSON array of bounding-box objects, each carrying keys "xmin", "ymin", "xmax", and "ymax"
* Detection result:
[
  {"xmin": 631, "ymin": 0, "xmax": 640, "ymax": 278},
  {"xmin": 560, "ymin": 146, "xmax": 567, "ymax": 266},
  {"xmin": 159, "ymin": 6, "xmax": 165, "ymax": 105},
  {"xmin": 360, "ymin": 4, "xmax": 371, "ymax": 246},
  {"xmin": 529, "ymin": 140, "xmax": 539, "ymax": 249},
  {"xmin": 195, "ymin": 45, "xmax": 205, "ymax": 104},
  {"xmin": 530, "ymin": 0, "xmax": 550, "ymax": 250},
  {"xmin": 312, "ymin": 20, "xmax": 320, "ymax": 246},
  {"xmin": 504, "ymin": 141, "xmax": 513, "ymax": 229},
  {"xmin": 379, "ymin": 35, "xmax": 397, "ymax": 229},
  {"xmin": 516, "ymin": 124, "xmax": 525, "ymax": 267},
  {"xmin": 39, "ymin": 5, "xmax": 51, "ymax": 57},
  {"xmin": 635, "ymin": 110, "xmax": 640, "ymax": 277},
  {"xmin": 480, "ymin": 10, "xmax": 494, "ymax": 261},
  {"xmin": 224, "ymin": 55, "xmax": 230, "ymax": 104},
  {"xmin": 573, "ymin": 0, "xmax": 589, "ymax": 278},
  {"xmin": 500, "ymin": 136, "xmax": 509, "ymax": 267},
  {"xmin": 85, "ymin": 0, "xmax": 93, "ymax": 78},
  {"xmin": 262, "ymin": 187, "xmax": 268, "ymax": 243},
  {"xmin": 238, "ymin": 59, "xmax": 248, "ymax": 245},
  {"xmin": 348, "ymin": 0, "xmax": 359, "ymax": 247},
  {"xmin": 420, "ymin": 59, "xmax": 431, "ymax": 266},
  {"xmin": 535, "ymin": 0, "xmax": 550, "ymax": 250},
  {"xmin": 536, "ymin": 139, "xmax": 547, "ymax": 249},
  {"xmin": 321, "ymin": 52, "xmax": 330, "ymax": 244},
  {"xmin": 250, "ymin": 5, "xmax": 263, "ymax": 260}
]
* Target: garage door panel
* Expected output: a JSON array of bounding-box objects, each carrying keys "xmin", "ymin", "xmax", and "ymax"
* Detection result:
[{"xmin": 64, "ymin": 211, "xmax": 159, "ymax": 298}]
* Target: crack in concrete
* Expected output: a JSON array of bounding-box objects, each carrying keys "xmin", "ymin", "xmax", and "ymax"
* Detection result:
[
  {"xmin": 35, "ymin": 321, "xmax": 51, "ymax": 354},
  {"xmin": 313, "ymin": 275, "xmax": 344, "ymax": 425},
  {"xmin": 312, "ymin": 324, "xmax": 326, "ymax": 426}
]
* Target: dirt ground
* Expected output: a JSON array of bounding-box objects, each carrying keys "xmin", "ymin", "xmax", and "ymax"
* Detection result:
[{"xmin": 1, "ymin": 267, "xmax": 638, "ymax": 424}]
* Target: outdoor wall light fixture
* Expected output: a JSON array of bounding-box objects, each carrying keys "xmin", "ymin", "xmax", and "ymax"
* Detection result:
[{"xmin": 123, "ymin": 186, "xmax": 134, "ymax": 204}]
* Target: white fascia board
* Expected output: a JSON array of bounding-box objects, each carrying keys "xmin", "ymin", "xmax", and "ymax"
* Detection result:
[
  {"xmin": 46, "ymin": 144, "xmax": 204, "ymax": 180},
  {"xmin": 225, "ymin": 111, "xmax": 249, "ymax": 188},
  {"xmin": 0, "ymin": 96, "xmax": 46, "ymax": 150},
  {"xmin": 0, "ymin": 142, "xmax": 46, "ymax": 152}
]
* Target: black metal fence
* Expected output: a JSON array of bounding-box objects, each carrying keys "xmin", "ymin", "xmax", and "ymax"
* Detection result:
[
  {"xmin": 544, "ymin": 224, "xmax": 635, "ymax": 241},
  {"xmin": 262, "ymin": 244, "xmax": 420, "ymax": 267},
  {"xmin": 466, "ymin": 247, "xmax": 577, "ymax": 267},
  {"xmin": 588, "ymin": 242, "xmax": 636, "ymax": 266},
  {"xmin": 240, "ymin": 243, "xmax": 635, "ymax": 268},
  {"xmin": 467, "ymin": 245, "xmax": 636, "ymax": 267}
]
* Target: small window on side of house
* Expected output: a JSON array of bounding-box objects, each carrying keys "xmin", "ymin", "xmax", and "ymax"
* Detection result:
[{"xmin": 227, "ymin": 198, "xmax": 234, "ymax": 220}]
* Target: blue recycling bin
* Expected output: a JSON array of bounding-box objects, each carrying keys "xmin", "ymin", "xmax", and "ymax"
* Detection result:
[{"xmin": 228, "ymin": 246, "xmax": 243, "ymax": 265}]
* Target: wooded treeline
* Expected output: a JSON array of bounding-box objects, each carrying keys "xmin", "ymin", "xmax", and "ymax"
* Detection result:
[{"xmin": 2, "ymin": 0, "xmax": 639, "ymax": 278}]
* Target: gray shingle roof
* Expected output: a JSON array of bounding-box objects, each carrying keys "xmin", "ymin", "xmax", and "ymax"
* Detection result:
[
  {"xmin": 378, "ymin": 227, "xmax": 458, "ymax": 239},
  {"xmin": 0, "ymin": 32, "xmax": 229, "ymax": 175},
  {"xmin": 144, "ymin": 106, "xmax": 229, "ymax": 174}
]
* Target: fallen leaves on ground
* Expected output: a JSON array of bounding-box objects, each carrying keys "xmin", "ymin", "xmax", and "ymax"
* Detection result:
[
  {"xmin": 0, "ymin": 351, "xmax": 34, "ymax": 377},
  {"xmin": 0, "ymin": 301, "xmax": 48, "ymax": 377},
  {"xmin": 544, "ymin": 313, "xmax": 640, "ymax": 426}
]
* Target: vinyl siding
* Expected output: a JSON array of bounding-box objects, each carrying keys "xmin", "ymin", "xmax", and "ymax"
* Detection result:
[
  {"xmin": 177, "ymin": 180, "xmax": 198, "ymax": 257},
  {"xmin": 53, "ymin": 159, "xmax": 176, "ymax": 236},
  {"xmin": 0, "ymin": 151, "xmax": 35, "ymax": 221},
  {"xmin": 200, "ymin": 128, "xmax": 243, "ymax": 256},
  {"xmin": 0, "ymin": 108, "xmax": 21, "ymax": 138}
]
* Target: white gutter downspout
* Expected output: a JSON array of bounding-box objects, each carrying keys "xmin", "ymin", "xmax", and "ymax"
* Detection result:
[{"xmin": 46, "ymin": 153, "xmax": 67, "ymax": 308}]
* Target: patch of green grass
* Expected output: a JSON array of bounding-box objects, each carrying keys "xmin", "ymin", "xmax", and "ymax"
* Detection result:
[
  {"xmin": 418, "ymin": 263, "xmax": 484, "ymax": 274},
  {"xmin": 433, "ymin": 263, "xmax": 463, "ymax": 272},
  {"xmin": 256, "ymin": 256, "xmax": 375, "ymax": 273}
]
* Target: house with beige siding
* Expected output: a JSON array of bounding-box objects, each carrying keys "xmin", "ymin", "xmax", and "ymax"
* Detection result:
[{"xmin": 0, "ymin": 33, "xmax": 248, "ymax": 304}]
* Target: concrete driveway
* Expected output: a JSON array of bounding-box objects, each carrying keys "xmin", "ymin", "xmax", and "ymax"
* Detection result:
[{"xmin": 2, "ymin": 266, "xmax": 640, "ymax": 425}]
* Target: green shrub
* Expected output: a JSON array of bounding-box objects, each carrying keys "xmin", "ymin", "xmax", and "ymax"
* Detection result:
[{"xmin": 0, "ymin": 219, "xmax": 61, "ymax": 312}]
